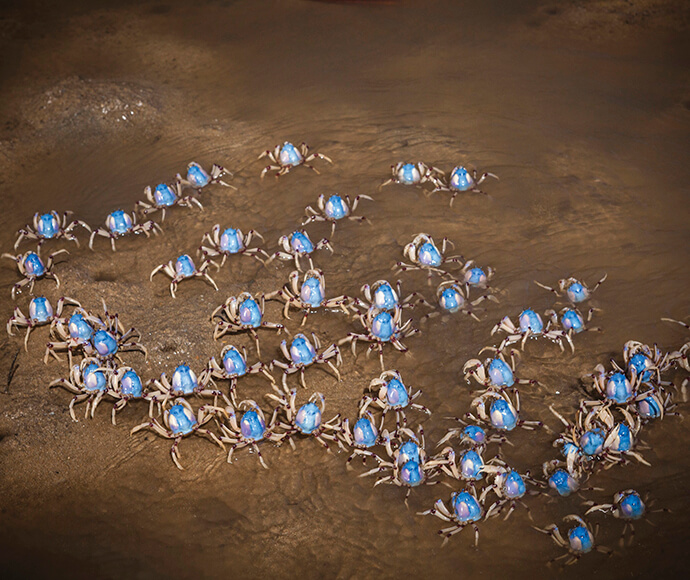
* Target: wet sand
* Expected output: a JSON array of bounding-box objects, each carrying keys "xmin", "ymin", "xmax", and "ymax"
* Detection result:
[{"xmin": 0, "ymin": 1, "xmax": 689, "ymax": 578}]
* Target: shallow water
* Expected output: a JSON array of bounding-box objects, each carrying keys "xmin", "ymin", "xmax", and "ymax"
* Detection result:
[{"xmin": 0, "ymin": 0, "xmax": 689, "ymax": 578}]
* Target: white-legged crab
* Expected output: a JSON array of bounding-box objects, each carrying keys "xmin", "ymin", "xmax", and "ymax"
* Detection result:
[
  {"xmin": 202, "ymin": 345, "xmax": 275, "ymax": 406},
  {"xmin": 7, "ymin": 296, "xmax": 80, "ymax": 351},
  {"xmin": 380, "ymin": 162, "xmax": 445, "ymax": 190},
  {"xmin": 359, "ymin": 370, "xmax": 431, "ymax": 432},
  {"xmin": 211, "ymin": 292, "xmax": 285, "ymax": 356},
  {"xmin": 135, "ymin": 182, "xmax": 203, "ymax": 221},
  {"xmin": 419, "ymin": 487, "xmax": 485, "ymax": 546},
  {"xmin": 176, "ymin": 161, "xmax": 235, "ymax": 193},
  {"xmin": 14, "ymin": 210, "xmax": 91, "ymax": 250},
  {"xmin": 266, "ymin": 390, "xmax": 341, "ymax": 451},
  {"xmin": 463, "ymin": 347, "xmax": 539, "ymax": 390},
  {"xmin": 421, "ymin": 279, "xmax": 498, "ymax": 323},
  {"xmin": 147, "ymin": 364, "xmax": 229, "ymax": 412},
  {"xmin": 491, "ymin": 308, "xmax": 571, "ymax": 352},
  {"xmin": 150, "ymin": 254, "xmax": 220, "ymax": 298},
  {"xmin": 534, "ymin": 514, "xmax": 612, "ymax": 566},
  {"xmin": 266, "ymin": 230, "xmax": 333, "ymax": 272},
  {"xmin": 199, "ymin": 225, "xmax": 269, "ymax": 266},
  {"xmin": 271, "ymin": 332, "xmax": 342, "ymax": 389},
  {"xmin": 219, "ymin": 400, "xmax": 284, "ymax": 468},
  {"xmin": 535, "ymin": 273, "xmax": 607, "ymax": 304},
  {"xmin": 130, "ymin": 398, "xmax": 226, "ymax": 470},
  {"xmin": 352, "ymin": 279, "xmax": 430, "ymax": 313},
  {"xmin": 49, "ymin": 357, "xmax": 112, "ymax": 422},
  {"xmin": 302, "ymin": 193, "xmax": 373, "ymax": 237},
  {"xmin": 259, "ymin": 141, "xmax": 332, "ymax": 178},
  {"xmin": 468, "ymin": 387, "xmax": 543, "ymax": 432},
  {"xmin": 338, "ymin": 305, "xmax": 419, "ymax": 371},
  {"xmin": 2, "ymin": 248, "xmax": 68, "ymax": 299},
  {"xmin": 89, "ymin": 209, "xmax": 161, "ymax": 252},
  {"xmin": 432, "ymin": 165, "xmax": 499, "ymax": 206},
  {"xmin": 394, "ymin": 233, "xmax": 464, "ymax": 282},
  {"xmin": 265, "ymin": 268, "xmax": 353, "ymax": 326},
  {"xmin": 107, "ymin": 366, "xmax": 154, "ymax": 426}
]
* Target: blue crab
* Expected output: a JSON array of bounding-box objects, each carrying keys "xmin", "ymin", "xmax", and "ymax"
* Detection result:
[
  {"xmin": 107, "ymin": 366, "xmax": 153, "ymax": 425},
  {"xmin": 419, "ymin": 487, "xmax": 485, "ymax": 546},
  {"xmin": 259, "ymin": 141, "xmax": 332, "ymax": 178},
  {"xmin": 339, "ymin": 408, "xmax": 386, "ymax": 465},
  {"xmin": 202, "ymin": 345, "xmax": 274, "ymax": 406},
  {"xmin": 135, "ymin": 182, "xmax": 203, "ymax": 221},
  {"xmin": 542, "ymin": 461, "xmax": 584, "ymax": 498},
  {"xmin": 463, "ymin": 347, "xmax": 539, "ymax": 390},
  {"xmin": 421, "ymin": 280, "xmax": 497, "ymax": 323},
  {"xmin": 14, "ymin": 211, "xmax": 91, "ymax": 250},
  {"xmin": 44, "ymin": 308, "xmax": 98, "ymax": 364},
  {"xmin": 266, "ymin": 230, "xmax": 333, "ymax": 271},
  {"xmin": 359, "ymin": 370, "xmax": 431, "ymax": 432},
  {"xmin": 266, "ymin": 268, "xmax": 353, "ymax": 326},
  {"xmin": 89, "ymin": 209, "xmax": 161, "ymax": 251},
  {"xmin": 380, "ymin": 162, "xmax": 445, "ymax": 190},
  {"xmin": 467, "ymin": 387, "xmax": 543, "ymax": 432},
  {"xmin": 302, "ymin": 193, "xmax": 373, "ymax": 236},
  {"xmin": 7, "ymin": 296, "xmax": 80, "ymax": 350},
  {"xmin": 353, "ymin": 279, "xmax": 430, "ymax": 313},
  {"xmin": 338, "ymin": 305, "xmax": 419, "ymax": 371},
  {"xmin": 433, "ymin": 445, "xmax": 488, "ymax": 484},
  {"xmin": 147, "ymin": 364, "xmax": 229, "ymax": 411},
  {"xmin": 480, "ymin": 459, "xmax": 538, "ymax": 520},
  {"xmin": 534, "ymin": 514, "xmax": 612, "ymax": 565},
  {"xmin": 219, "ymin": 400, "xmax": 284, "ymax": 468},
  {"xmin": 211, "ymin": 292, "xmax": 285, "ymax": 356},
  {"xmin": 620, "ymin": 340, "xmax": 674, "ymax": 383},
  {"xmin": 432, "ymin": 165, "xmax": 499, "ymax": 206},
  {"xmin": 150, "ymin": 254, "xmax": 220, "ymax": 298},
  {"xmin": 583, "ymin": 363, "xmax": 654, "ymax": 407},
  {"xmin": 266, "ymin": 390, "xmax": 341, "ymax": 450},
  {"xmin": 545, "ymin": 307, "xmax": 602, "ymax": 351},
  {"xmin": 131, "ymin": 398, "xmax": 226, "ymax": 470},
  {"xmin": 49, "ymin": 357, "xmax": 111, "ymax": 421},
  {"xmin": 176, "ymin": 162, "xmax": 235, "ymax": 193},
  {"xmin": 361, "ymin": 427, "xmax": 445, "ymax": 502},
  {"xmin": 199, "ymin": 225, "xmax": 269, "ymax": 266},
  {"xmin": 459, "ymin": 260, "xmax": 495, "ymax": 291},
  {"xmin": 585, "ymin": 489, "xmax": 663, "ymax": 546},
  {"xmin": 535, "ymin": 273, "xmax": 608, "ymax": 304},
  {"xmin": 2, "ymin": 248, "xmax": 68, "ymax": 299},
  {"xmin": 271, "ymin": 332, "xmax": 342, "ymax": 389},
  {"xmin": 394, "ymin": 233, "xmax": 464, "ymax": 282},
  {"xmin": 435, "ymin": 419, "xmax": 508, "ymax": 453},
  {"xmin": 491, "ymin": 308, "xmax": 570, "ymax": 351}
]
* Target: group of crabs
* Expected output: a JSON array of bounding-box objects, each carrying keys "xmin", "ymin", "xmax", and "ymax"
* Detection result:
[
  {"xmin": 462, "ymin": 276, "xmax": 689, "ymax": 564},
  {"xmin": 3, "ymin": 141, "xmax": 690, "ymax": 566}
]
